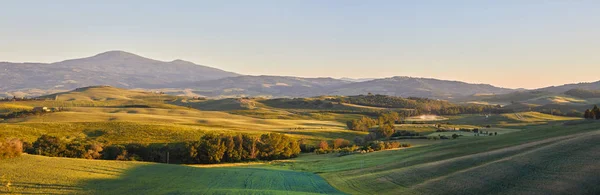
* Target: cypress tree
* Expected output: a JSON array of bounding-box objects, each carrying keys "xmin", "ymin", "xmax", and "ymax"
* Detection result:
[
  {"xmin": 584, "ymin": 109, "xmax": 591, "ymax": 119},
  {"xmin": 593, "ymin": 105, "xmax": 600, "ymax": 120}
]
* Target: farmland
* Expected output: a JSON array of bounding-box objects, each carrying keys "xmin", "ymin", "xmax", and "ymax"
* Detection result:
[{"xmin": 1, "ymin": 86, "xmax": 598, "ymax": 194}]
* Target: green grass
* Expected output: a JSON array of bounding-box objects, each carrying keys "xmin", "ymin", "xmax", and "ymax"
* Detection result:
[
  {"xmin": 446, "ymin": 111, "xmax": 581, "ymax": 127},
  {"xmin": 280, "ymin": 122, "xmax": 600, "ymax": 194},
  {"xmin": 0, "ymin": 155, "xmax": 343, "ymax": 194}
]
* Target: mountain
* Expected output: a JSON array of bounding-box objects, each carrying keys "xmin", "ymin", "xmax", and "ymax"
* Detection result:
[
  {"xmin": 327, "ymin": 76, "xmax": 514, "ymax": 99},
  {"xmin": 0, "ymin": 51, "xmax": 523, "ymax": 99},
  {"xmin": 0, "ymin": 51, "xmax": 239, "ymax": 96},
  {"xmin": 187, "ymin": 75, "xmax": 352, "ymax": 97},
  {"xmin": 536, "ymin": 81, "xmax": 600, "ymax": 93}
]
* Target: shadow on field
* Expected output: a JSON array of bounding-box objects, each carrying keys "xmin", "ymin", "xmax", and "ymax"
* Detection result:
[{"xmin": 79, "ymin": 164, "xmax": 345, "ymax": 195}]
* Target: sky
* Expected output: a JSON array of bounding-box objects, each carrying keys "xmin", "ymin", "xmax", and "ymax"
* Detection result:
[{"xmin": 1, "ymin": 0, "xmax": 599, "ymax": 89}]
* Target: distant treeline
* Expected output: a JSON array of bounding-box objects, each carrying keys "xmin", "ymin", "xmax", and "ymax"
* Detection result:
[
  {"xmin": 0, "ymin": 109, "xmax": 57, "ymax": 120},
  {"xmin": 0, "ymin": 96, "xmax": 46, "ymax": 102},
  {"xmin": 19, "ymin": 133, "xmax": 300, "ymax": 164}
]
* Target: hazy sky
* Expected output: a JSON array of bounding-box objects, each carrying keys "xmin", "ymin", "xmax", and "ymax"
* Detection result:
[{"xmin": 1, "ymin": 1, "xmax": 599, "ymax": 89}]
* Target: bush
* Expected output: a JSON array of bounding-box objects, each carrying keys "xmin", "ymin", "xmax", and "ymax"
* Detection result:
[
  {"xmin": 333, "ymin": 138, "xmax": 351, "ymax": 149},
  {"xmin": 32, "ymin": 135, "xmax": 66, "ymax": 157},
  {"xmin": 389, "ymin": 141, "xmax": 401, "ymax": 148},
  {"xmin": 314, "ymin": 148, "xmax": 329, "ymax": 154},
  {"xmin": 452, "ymin": 134, "xmax": 459, "ymax": 139},
  {"xmin": 0, "ymin": 138, "xmax": 23, "ymax": 159}
]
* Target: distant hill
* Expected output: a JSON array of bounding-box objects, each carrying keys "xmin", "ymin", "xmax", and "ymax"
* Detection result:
[
  {"xmin": 339, "ymin": 77, "xmax": 377, "ymax": 82},
  {"xmin": 474, "ymin": 90, "xmax": 555, "ymax": 103},
  {"xmin": 0, "ymin": 51, "xmax": 239, "ymax": 96},
  {"xmin": 187, "ymin": 75, "xmax": 352, "ymax": 98},
  {"xmin": 564, "ymin": 88, "xmax": 600, "ymax": 99},
  {"xmin": 181, "ymin": 76, "xmax": 514, "ymax": 99},
  {"xmin": 327, "ymin": 76, "xmax": 514, "ymax": 99},
  {"xmin": 536, "ymin": 80, "xmax": 600, "ymax": 93}
]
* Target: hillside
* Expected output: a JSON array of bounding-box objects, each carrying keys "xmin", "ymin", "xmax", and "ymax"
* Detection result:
[
  {"xmin": 0, "ymin": 51, "xmax": 239, "ymax": 97},
  {"xmin": 537, "ymin": 80, "xmax": 600, "ymax": 93},
  {"xmin": 187, "ymin": 75, "xmax": 351, "ymax": 98},
  {"xmin": 328, "ymin": 76, "xmax": 513, "ymax": 99},
  {"xmin": 564, "ymin": 88, "xmax": 600, "ymax": 99},
  {"xmin": 289, "ymin": 122, "xmax": 600, "ymax": 195}
]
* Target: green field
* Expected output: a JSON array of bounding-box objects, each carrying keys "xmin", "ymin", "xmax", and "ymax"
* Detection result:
[
  {"xmin": 0, "ymin": 155, "xmax": 343, "ymax": 194},
  {"xmin": 2, "ymin": 122, "xmax": 598, "ymax": 194},
  {"xmin": 284, "ymin": 122, "xmax": 600, "ymax": 194}
]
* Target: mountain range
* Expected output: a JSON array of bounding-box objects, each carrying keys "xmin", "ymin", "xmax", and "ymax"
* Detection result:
[{"xmin": 1, "ymin": 51, "xmax": 599, "ymax": 99}]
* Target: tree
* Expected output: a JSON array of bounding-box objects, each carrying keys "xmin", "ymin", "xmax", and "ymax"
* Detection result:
[
  {"xmin": 377, "ymin": 116, "xmax": 396, "ymax": 139},
  {"xmin": 32, "ymin": 135, "xmax": 66, "ymax": 157},
  {"xmin": 200, "ymin": 134, "xmax": 226, "ymax": 163},
  {"xmin": 584, "ymin": 109, "xmax": 592, "ymax": 119},
  {"xmin": 593, "ymin": 105, "xmax": 600, "ymax": 120},
  {"xmin": 318, "ymin": 140, "xmax": 329, "ymax": 150},
  {"xmin": 333, "ymin": 138, "xmax": 350, "ymax": 149}
]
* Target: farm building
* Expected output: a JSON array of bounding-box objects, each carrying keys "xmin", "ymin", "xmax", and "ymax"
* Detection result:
[{"xmin": 32, "ymin": 107, "xmax": 60, "ymax": 112}]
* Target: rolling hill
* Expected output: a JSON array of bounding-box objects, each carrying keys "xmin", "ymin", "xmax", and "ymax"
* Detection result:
[{"xmin": 536, "ymin": 80, "xmax": 600, "ymax": 93}]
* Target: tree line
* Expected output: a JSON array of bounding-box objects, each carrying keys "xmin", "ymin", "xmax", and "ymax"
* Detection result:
[{"xmin": 12, "ymin": 133, "xmax": 300, "ymax": 164}]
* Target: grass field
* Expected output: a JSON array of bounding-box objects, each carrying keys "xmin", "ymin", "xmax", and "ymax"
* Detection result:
[
  {"xmin": 282, "ymin": 122, "xmax": 600, "ymax": 194},
  {"xmin": 446, "ymin": 112, "xmax": 580, "ymax": 127},
  {"xmin": 0, "ymin": 155, "xmax": 343, "ymax": 195}
]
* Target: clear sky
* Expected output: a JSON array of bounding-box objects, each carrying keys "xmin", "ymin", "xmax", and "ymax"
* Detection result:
[{"xmin": 1, "ymin": 1, "xmax": 599, "ymax": 89}]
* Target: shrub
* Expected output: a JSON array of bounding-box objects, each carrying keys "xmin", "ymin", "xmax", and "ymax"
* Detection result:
[
  {"xmin": 0, "ymin": 138, "xmax": 23, "ymax": 159},
  {"xmin": 32, "ymin": 135, "xmax": 66, "ymax": 157},
  {"xmin": 452, "ymin": 134, "xmax": 459, "ymax": 139},
  {"xmin": 389, "ymin": 141, "xmax": 401, "ymax": 148},
  {"xmin": 318, "ymin": 140, "xmax": 329, "ymax": 150},
  {"xmin": 333, "ymin": 138, "xmax": 351, "ymax": 149}
]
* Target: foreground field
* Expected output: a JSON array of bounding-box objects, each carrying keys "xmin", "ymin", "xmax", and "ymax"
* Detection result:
[
  {"xmin": 285, "ymin": 122, "xmax": 600, "ymax": 194},
  {"xmin": 0, "ymin": 155, "xmax": 343, "ymax": 195},
  {"xmin": 1, "ymin": 123, "xmax": 598, "ymax": 194}
]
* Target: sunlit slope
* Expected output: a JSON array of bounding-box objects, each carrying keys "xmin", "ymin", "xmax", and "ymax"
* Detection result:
[
  {"xmin": 0, "ymin": 107, "xmax": 365, "ymax": 144},
  {"xmin": 289, "ymin": 122, "xmax": 600, "ymax": 195},
  {"xmin": 0, "ymin": 155, "xmax": 343, "ymax": 195},
  {"xmin": 447, "ymin": 111, "xmax": 580, "ymax": 126}
]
